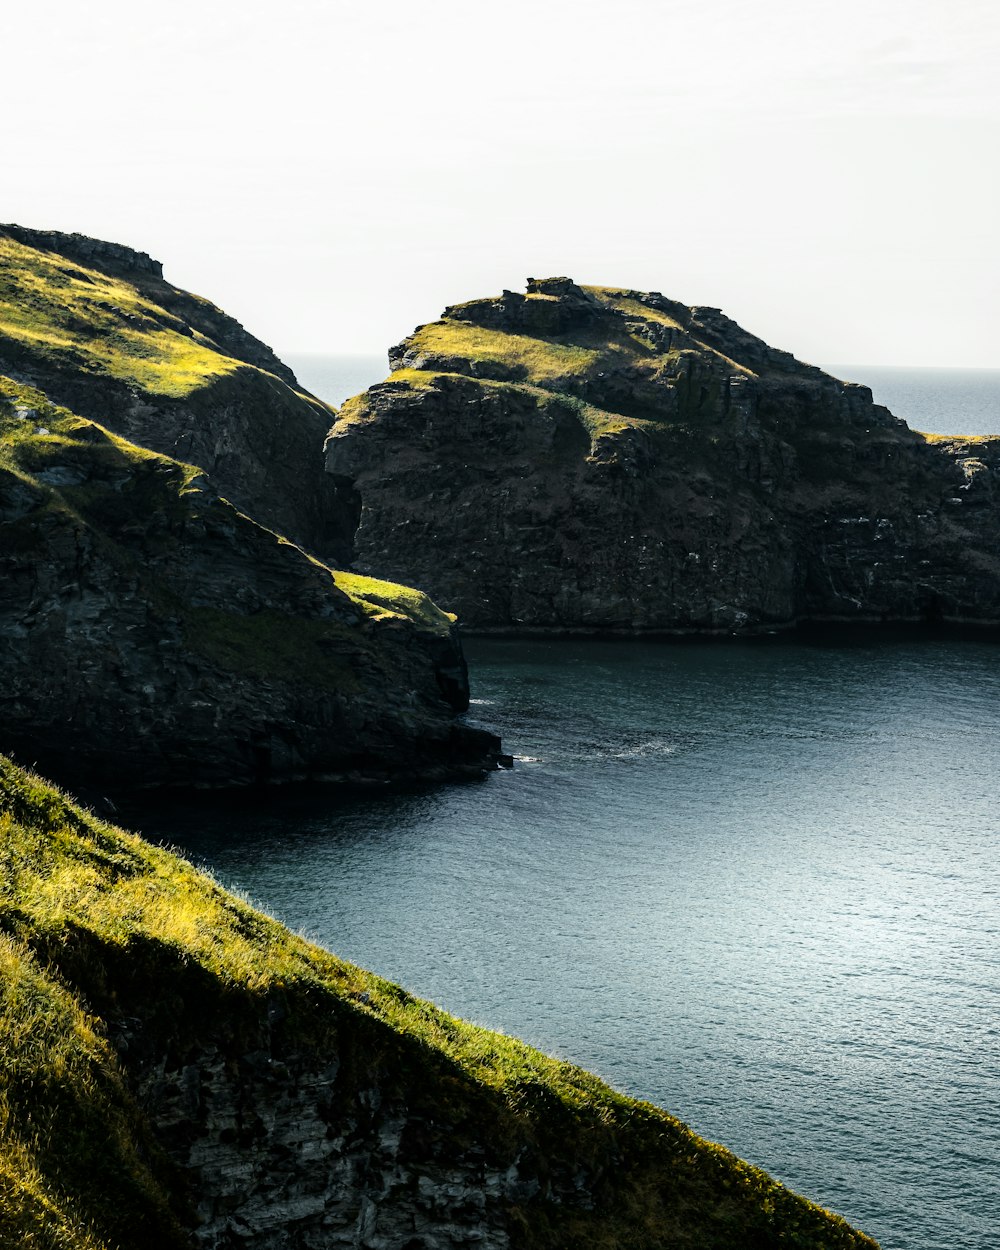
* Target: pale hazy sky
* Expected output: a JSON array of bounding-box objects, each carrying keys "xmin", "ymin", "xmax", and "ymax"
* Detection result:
[{"xmin": 5, "ymin": 0, "xmax": 999, "ymax": 366}]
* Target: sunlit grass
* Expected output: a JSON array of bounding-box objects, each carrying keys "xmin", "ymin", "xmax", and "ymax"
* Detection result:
[
  {"xmin": 408, "ymin": 319, "xmax": 601, "ymax": 382},
  {"xmin": 0, "ymin": 236, "xmax": 244, "ymax": 398},
  {"xmin": 332, "ymin": 568, "xmax": 457, "ymax": 632}
]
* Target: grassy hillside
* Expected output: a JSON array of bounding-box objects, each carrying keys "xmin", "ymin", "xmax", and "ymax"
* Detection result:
[
  {"xmin": 0, "ymin": 372, "xmax": 450, "ymax": 636},
  {"xmin": 0, "ymin": 371, "xmax": 492, "ymax": 790},
  {"xmin": 0, "ymin": 234, "xmax": 247, "ymax": 400},
  {"xmin": 0, "ymin": 757, "xmax": 880, "ymax": 1249},
  {"xmin": 0, "ymin": 225, "xmax": 352, "ymax": 559}
]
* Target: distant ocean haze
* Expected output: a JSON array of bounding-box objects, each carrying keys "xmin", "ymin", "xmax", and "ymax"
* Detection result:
[
  {"xmin": 283, "ymin": 354, "xmax": 386, "ymax": 410},
  {"xmin": 286, "ymin": 353, "xmax": 1000, "ymax": 436},
  {"xmin": 824, "ymin": 365, "xmax": 1000, "ymax": 437}
]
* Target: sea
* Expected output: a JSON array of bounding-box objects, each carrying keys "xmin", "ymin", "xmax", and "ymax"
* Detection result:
[{"xmin": 138, "ymin": 360, "xmax": 1000, "ymax": 1250}]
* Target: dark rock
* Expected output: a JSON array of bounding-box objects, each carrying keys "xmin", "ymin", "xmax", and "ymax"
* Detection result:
[
  {"xmin": 326, "ymin": 277, "xmax": 1000, "ymax": 633},
  {"xmin": 0, "ymin": 231, "xmax": 505, "ymax": 793},
  {"xmin": 0, "ymin": 418, "xmax": 501, "ymax": 793}
]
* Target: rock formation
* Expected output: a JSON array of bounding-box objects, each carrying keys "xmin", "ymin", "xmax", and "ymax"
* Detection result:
[
  {"xmin": 326, "ymin": 277, "xmax": 1000, "ymax": 632},
  {"xmin": 0, "ymin": 230, "xmax": 500, "ymax": 791}
]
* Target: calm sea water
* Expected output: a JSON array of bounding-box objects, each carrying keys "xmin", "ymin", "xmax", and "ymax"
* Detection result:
[
  {"xmin": 284, "ymin": 353, "xmax": 386, "ymax": 408},
  {"xmin": 825, "ymin": 365, "xmax": 1000, "ymax": 437},
  {"xmin": 136, "ymin": 365, "xmax": 1000, "ymax": 1250}
]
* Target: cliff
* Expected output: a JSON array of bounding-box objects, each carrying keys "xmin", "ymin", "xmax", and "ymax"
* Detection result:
[
  {"xmin": 0, "ymin": 755, "xmax": 879, "ymax": 1250},
  {"xmin": 325, "ymin": 277, "xmax": 1000, "ymax": 632},
  {"xmin": 0, "ymin": 231, "xmax": 500, "ymax": 791},
  {"xmin": 0, "ymin": 225, "xmax": 354, "ymax": 562}
]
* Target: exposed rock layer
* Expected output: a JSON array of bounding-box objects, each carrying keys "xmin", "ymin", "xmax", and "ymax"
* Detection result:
[{"xmin": 327, "ymin": 278, "xmax": 1000, "ymax": 632}]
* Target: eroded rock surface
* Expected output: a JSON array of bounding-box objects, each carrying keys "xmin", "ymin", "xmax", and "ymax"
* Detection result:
[{"xmin": 327, "ymin": 279, "xmax": 1000, "ymax": 632}]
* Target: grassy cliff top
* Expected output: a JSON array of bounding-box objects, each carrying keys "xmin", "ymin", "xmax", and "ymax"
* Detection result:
[
  {"xmin": 0, "ymin": 755, "xmax": 880, "ymax": 1250},
  {"xmin": 337, "ymin": 277, "xmax": 853, "ymax": 448},
  {"xmin": 0, "ymin": 235, "xmax": 251, "ymax": 398},
  {"xmin": 391, "ymin": 279, "xmax": 784, "ymax": 389}
]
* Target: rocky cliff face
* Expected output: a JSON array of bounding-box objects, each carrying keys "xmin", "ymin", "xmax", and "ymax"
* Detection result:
[
  {"xmin": 0, "ymin": 231, "xmax": 502, "ymax": 792},
  {"xmin": 326, "ymin": 278, "xmax": 1000, "ymax": 632},
  {"xmin": 0, "ymin": 225, "xmax": 354, "ymax": 562},
  {"xmin": 0, "ymin": 378, "xmax": 498, "ymax": 791},
  {"xmin": 0, "ymin": 757, "xmax": 880, "ymax": 1250}
]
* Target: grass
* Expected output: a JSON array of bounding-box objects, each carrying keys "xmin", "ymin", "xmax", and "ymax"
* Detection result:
[
  {"xmin": 0, "ymin": 235, "xmax": 245, "ymax": 398},
  {"xmin": 331, "ymin": 568, "xmax": 457, "ymax": 633},
  {"xmin": 0, "ymin": 756, "xmax": 880, "ymax": 1249},
  {"xmin": 0, "ymin": 923, "xmax": 187, "ymax": 1250},
  {"xmin": 586, "ymin": 287, "xmax": 686, "ymax": 330},
  {"xmin": 407, "ymin": 320, "xmax": 602, "ymax": 383},
  {"xmin": 920, "ymin": 431, "xmax": 999, "ymax": 446}
]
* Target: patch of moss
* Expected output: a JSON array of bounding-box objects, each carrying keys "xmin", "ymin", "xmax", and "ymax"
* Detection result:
[
  {"xmin": 920, "ymin": 432, "xmax": 1000, "ymax": 448},
  {"xmin": 331, "ymin": 569, "xmax": 457, "ymax": 633}
]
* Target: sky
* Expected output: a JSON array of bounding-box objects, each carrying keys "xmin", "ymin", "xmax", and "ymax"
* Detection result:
[{"xmin": 4, "ymin": 0, "xmax": 999, "ymax": 367}]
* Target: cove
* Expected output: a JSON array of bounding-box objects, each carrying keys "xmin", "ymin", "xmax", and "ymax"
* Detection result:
[{"xmin": 139, "ymin": 636, "xmax": 1000, "ymax": 1250}]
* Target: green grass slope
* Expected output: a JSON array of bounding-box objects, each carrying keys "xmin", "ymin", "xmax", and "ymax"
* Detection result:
[
  {"xmin": 0, "ymin": 225, "xmax": 349, "ymax": 560},
  {"xmin": 0, "ymin": 757, "xmax": 880, "ymax": 1249},
  {"xmin": 0, "ymin": 372, "xmax": 450, "ymax": 635}
]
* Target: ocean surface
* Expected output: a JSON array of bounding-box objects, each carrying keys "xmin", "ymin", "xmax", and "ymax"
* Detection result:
[{"xmin": 136, "ymin": 364, "xmax": 1000, "ymax": 1250}]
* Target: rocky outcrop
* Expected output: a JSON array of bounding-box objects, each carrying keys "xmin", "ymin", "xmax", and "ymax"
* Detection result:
[
  {"xmin": 0, "ymin": 225, "xmax": 353, "ymax": 561},
  {"xmin": 326, "ymin": 279, "xmax": 1000, "ymax": 632},
  {"xmin": 0, "ymin": 229, "xmax": 504, "ymax": 792},
  {"xmin": 0, "ymin": 380, "xmax": 499, "ymax": 793}
]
